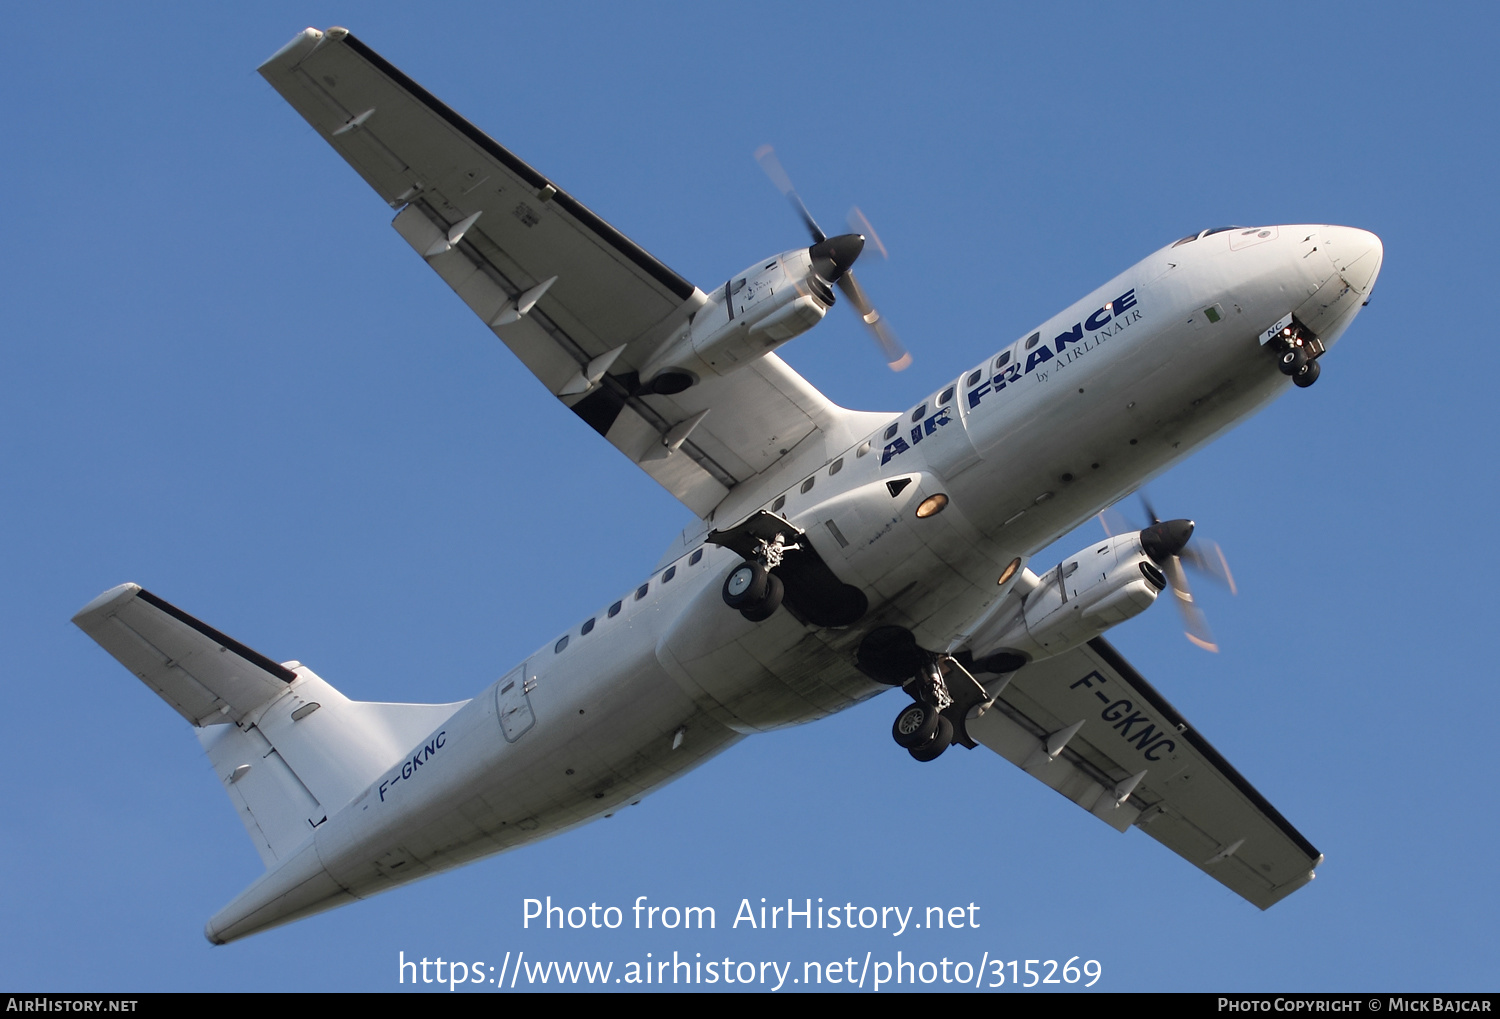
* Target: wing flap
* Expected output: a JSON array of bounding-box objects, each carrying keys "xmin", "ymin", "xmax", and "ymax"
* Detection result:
[
  {"xmin": 73, "ymin": 584, "xmax": 294, "ymax": 726},
  {"xmin": 971, "ymin": 638, "xmax": 1321, "ymax": 908}
]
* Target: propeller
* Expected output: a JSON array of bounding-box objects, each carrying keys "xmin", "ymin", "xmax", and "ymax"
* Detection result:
[
  {"xmin": 754, "ymin": 145, "xmax": 911, "ymax": 371},
  {"xmin": 1098, "ymin": 496, "xmax": 1237, "ymax": 652}
]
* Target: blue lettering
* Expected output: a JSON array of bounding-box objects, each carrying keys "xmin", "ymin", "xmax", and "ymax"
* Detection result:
[
  {"xmin": 966, "ymin": 379, "xmax": 993, "ymax": 409},
  {"xmin": 1054, "ymin": 323, "xmax": 1084, "ymax": 350},
  {"xmin": 1024, "ymin": 346, "xmax": 1055, "ymax": 373},
  {"xmin": 880, "ymin": 438, "xmax": 910, "ymax": 465},
  {"xmin": 1114, "ymin": 288, "xmax": 1137, "ymax": 314},
  {"xmin": 1100, "ymin": 699, "xmax": 1132, "ymax": 722},
  {"xmin": 1085, "ymin": 306, "xmax": 1113, "ymax": 331},
  {"xmin": 923, "ymin": 407, "xmax": 951, "ymax": 436},
  {"xmin": 436, "ymin": 730, "xmax": 446, "ymax": 748}
]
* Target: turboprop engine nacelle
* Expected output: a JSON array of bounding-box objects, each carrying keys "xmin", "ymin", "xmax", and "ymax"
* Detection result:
[
  {"xmin": 639, "ymin": 235, "xmax": 864, "ymax": 394},
  {"xmin": 970, "ymin": 532, "xmax": 1167, "ymax": 666}
]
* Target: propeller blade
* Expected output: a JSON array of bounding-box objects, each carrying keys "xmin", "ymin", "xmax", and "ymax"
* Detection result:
[
  {"xmin": 1180, "ymin": 540, "xmax": 1238, "ymax": 596},
  {"xmin": 1162, "ymin": 553, "xmax": 1219, "ymax": 653},
  {"xmin": 1096, "ymin": 504, "xmax": 1131, "ymax": 538},
  {"xmin": 847, "ymin": 206, "xmax": 889, "ymax": 260},
  {"xmin": 836, "ymin": 270, "xmax": 911, "ymax": 371},
  {"xmin": 754, "ymin": 145, "xmax": 826, "ymax": 243}
]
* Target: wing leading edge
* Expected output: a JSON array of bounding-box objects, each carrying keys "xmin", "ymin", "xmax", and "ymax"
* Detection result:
[
  {"xmin": 967, "ymin": 637, "xmax": 1322, "ymax": 909},
  {"xmin": 258, "ymin": 28, "xmax": 887, "ymax": 517}
]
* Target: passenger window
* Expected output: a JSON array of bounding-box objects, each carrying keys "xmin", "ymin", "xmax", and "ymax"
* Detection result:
[
  {"xmin": 884, "ymin": 422, "xmax": 899, "ymax": 440},
  {"xmin": 939, "ymin": 386, "xmax": 954, "ymax": 405},
  {"xmin": 967, "ymin": 369, "xmax": 983, "ymax": 387},
  {"xmin": 608, "ymin": 601, "xmax": 622, "ymax": 618},
  {"xmin": 800, "ymin": 477, "xmax": 815, "ymax": 494},
  {"xmin": 1024, "ymin": 332, "xmax": 1041, "ymax": 349},
  {"xmin": 635, "ymin": 583, "xmax": 649, "ymax": 600},
  {"xmin": 772, "ymin": 495, "xmax": 786, "ymax": 512},
  {"xmin": 829, "ymin": 458, "xmax": 844, "ymax": 476},
  {"xmin": 994, "ymin": 351, "xmax": 1011, "ymax": 369},
  {"xmin": 554, "ymin": 635, "xmax": 569, "ymax": 654},
  {"xmin": 911, "ymin": 404, "xmax": 926, "ymax": 422},
  {"xmin": 689, "ymin": 549, "xmax": 703, "ymax": 565},
  {"xmin": 581, "ymin": 618, "xmax": 596, "ymax": 635},
  {"xmin": 663, "ymin": 566, "xmax": 676, "ymax": 582}
]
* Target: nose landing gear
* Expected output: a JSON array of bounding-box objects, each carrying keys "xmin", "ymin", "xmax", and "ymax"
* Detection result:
[{"xmin": 1270, "ymin": 317, "xmax": 1325, "ymax": 388}]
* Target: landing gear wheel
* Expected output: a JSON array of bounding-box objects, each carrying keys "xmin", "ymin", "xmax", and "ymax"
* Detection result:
[
  {"xmin": 1277, "ymin": 347, "xmax": 1307, "ymax": 376},
  {"xmin": 739, "ymin": 573, "xmax": 784, "ymax": 622},
  {"xmin": 722, "ymin": 563, "xmax": 768, "ymax": 609},
  {"xmin": 909, "ymin": 716, "xmax": 955, "ymax": 762},
  {"xmin": 892, "ymin": 701, "xmax": 941, "ymax": 749},
  {"xmin": 1293, "ymin": 358, "xmax": 1321, "ymax": 388}
]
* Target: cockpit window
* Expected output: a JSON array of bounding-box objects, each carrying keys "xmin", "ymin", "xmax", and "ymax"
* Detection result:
[{"xmin": 1174, "ymin": 226, "xmax": 1242, "ymax": 247}]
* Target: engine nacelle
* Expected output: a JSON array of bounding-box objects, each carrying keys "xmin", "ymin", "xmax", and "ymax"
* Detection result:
[
  {"xmin": 969, "ymin": 532, "xmax": 1167, "ymax": 666},
  {"xmin": 639, "ymin": 247, "xmax": 832, "ymax": 393}
]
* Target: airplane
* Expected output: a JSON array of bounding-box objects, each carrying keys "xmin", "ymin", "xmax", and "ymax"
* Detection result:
[{"xmin": 71, "ymin": 26, "xmax": 1382, "ymax": 945}]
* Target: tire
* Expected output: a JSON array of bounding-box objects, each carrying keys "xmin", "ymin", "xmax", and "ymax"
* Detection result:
[
  {"xmin": 1277, "ymin": 347, "xmax": 1307, "ymax": 376},
  {"xmin": 909, "ymin": 716, "xmax": 955, "ymax": 762},
  {"xmin": 1293, "ymin": 358, "xmax": 1321, "ymax": 388},
  {"xmin": 892, "ymin": 701, "xmax": 940, "ymax": 748},
  {"xmin": 739, "ymin": 573, "xmax": 784, "ymax": 622},
  {"xmin": 723, "ymin": 563, "xmax": 768, "ymax": 609}
]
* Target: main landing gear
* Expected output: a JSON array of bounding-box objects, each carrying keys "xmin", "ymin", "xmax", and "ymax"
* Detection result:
[
  {"xmin": 890, "ymin": 658, "xmax": 965, "ymax": 763},
  {"xmin": 720, "ymin": 531, "xmax": 797, "ymax": 621}
]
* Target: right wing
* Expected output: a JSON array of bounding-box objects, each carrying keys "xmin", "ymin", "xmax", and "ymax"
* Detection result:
[
  {"xmin": 258, "ymin": 28, "xmax": 887, "ymax": 517},
  {"xmin": 967, "ymin": 637, "xmax": 1322, "ymax": 909}
]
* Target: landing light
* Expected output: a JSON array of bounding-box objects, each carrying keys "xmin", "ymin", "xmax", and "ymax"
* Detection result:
[
  {"xmin": 915, "ymin": 494, "xmax": 949, "ymax": 519},
  {"xmin": 998, "ymin": 557, "xmax": 1022, "ymax": 586}
]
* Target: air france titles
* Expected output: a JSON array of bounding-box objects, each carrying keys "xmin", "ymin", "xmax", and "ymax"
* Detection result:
[{"xmin": 881, "ymin": 287, "xmax": 1141, "ymax": 466}]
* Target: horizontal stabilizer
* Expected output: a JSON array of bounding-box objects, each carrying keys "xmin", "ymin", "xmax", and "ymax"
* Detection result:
[{"xmin": 73, "ymin": 584, "xmax": 294, "ymax": 726}]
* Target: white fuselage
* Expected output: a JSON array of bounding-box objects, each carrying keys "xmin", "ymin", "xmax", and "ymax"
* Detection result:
[{"xmin": 206, "ymin": 223, "xmax": 1381, "ymax": 943}]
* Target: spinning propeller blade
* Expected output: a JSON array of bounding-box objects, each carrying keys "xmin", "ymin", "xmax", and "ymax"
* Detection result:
[
  {"xmin": 754, "ymin": 146, "xmax": 911, "ymax": 371},
  {"xmin": 1103, "ymin": 496, "xmax": 1238, "ymax": 652}
]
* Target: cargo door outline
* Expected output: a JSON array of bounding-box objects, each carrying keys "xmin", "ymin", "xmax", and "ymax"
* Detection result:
[{"xmin": 496, "ymin": 662, "xmax": 537, "ymax": 742}]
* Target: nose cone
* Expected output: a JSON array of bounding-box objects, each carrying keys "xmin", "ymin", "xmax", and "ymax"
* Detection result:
[
  {"xmin": 1319, "ymin": 226, "xmax": 1383, "ymax": 295},
  {"xmin": 1140, "ymin": 519, "xmax": 1195, "ymax": 563},
  {"xmin": 809, "ymin": 233, "xmax": 865, "ymax": 283}
]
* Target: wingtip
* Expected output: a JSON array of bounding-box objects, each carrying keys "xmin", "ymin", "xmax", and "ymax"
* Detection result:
[{"xmin": 72, "ymin": 583, "xmax": 143, "ymax": 623}]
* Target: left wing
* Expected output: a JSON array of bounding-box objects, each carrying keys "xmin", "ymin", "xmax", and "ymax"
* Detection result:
[
  {"xmin": 967, "ymin": 638, "xmax": 1322, "ymax": 909},
  {"xmin": 259, "ymin": 28, "xmax": 887, "ymax": 516}
]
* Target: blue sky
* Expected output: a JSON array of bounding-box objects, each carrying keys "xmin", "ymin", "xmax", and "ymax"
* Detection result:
[{"xmin": 4, "ymin": 2, "xmax": 1497, "ymax": 993}]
